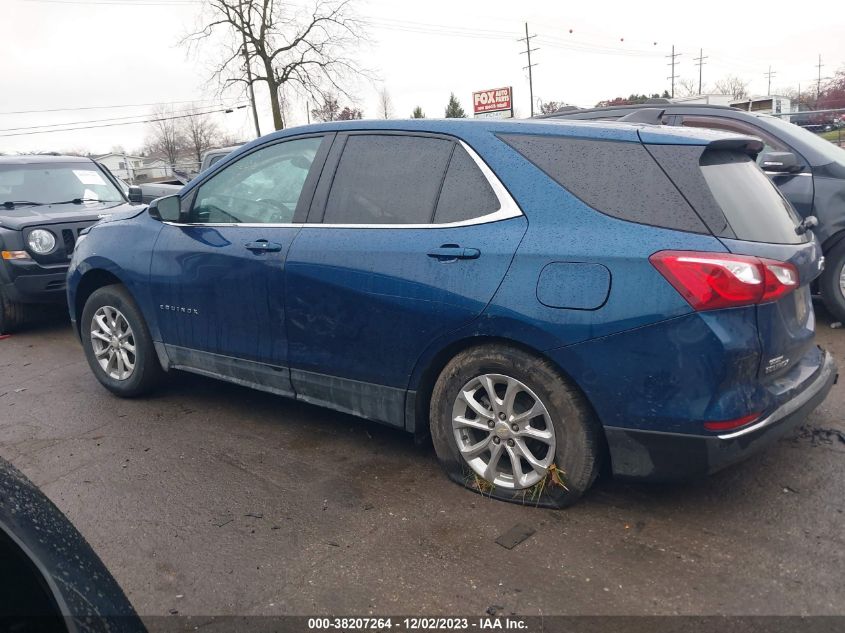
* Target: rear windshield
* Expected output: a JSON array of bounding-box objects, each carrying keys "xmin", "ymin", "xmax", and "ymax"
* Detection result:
[{"xmin": 700, "ymin": 150, "xmax": 806, "ymax": 244}]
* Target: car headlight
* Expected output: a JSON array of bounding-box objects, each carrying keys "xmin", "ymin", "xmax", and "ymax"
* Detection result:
[{"xmin": 27, "ymin": 229, "xmax": 56, "ymax": 254}]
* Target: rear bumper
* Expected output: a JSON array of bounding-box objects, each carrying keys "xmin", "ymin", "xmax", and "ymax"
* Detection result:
[{"xmin": 605, "ymin": 349, "xmax": 837, "ymax": 481}]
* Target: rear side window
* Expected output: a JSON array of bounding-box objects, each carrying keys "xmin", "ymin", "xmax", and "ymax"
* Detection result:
[
  {"xmin": 433, "ymin": 145, "xmax": 500, "ymax": 224},
  {"xmin": 700, "ymin": 150, "xmax": 806, "ymax": 244},
  {"xmin": 499, "ymin": 134, "xmax": 707, "ymax": 233},
  {"xmin": 324, "ymin": 135, "xmax": 453, "ymax": 224}
]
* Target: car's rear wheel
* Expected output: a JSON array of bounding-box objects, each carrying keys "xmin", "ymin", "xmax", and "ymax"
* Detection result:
[
  {"xmin": 430, "ymin": 344, "xmax": 601, "ymax": 508},
  {"xmin": 820, "ymin": 239, "xmax": 845, "ymax": 324},
  {"xmin": 0, "ymin": 288, "xmax": 28, "ymax": 335},
  {"xmin": 81, "ymin": 285, "xmax": 162, "ymax": 397}
]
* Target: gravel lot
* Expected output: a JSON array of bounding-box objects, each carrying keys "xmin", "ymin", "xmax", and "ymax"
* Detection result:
[{"xmin": 1, "ymin": 305, "xmax": 843, "ymax": 618}]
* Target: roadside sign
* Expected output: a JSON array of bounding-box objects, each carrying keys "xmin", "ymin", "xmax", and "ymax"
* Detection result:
[{"xmin": 473, "ymin": 87, "xmax": 513, "ymax": 118}]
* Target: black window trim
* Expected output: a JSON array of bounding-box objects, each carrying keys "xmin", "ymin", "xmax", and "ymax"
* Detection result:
[{"xmin": 305, "ymin": 130, "xmax": 522, "ymax": 228}]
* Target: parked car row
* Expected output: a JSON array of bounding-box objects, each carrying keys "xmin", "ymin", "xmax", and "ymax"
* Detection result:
[{"xmin": 59, "ymin": 117, "xmax": 836, "ymax": 507}]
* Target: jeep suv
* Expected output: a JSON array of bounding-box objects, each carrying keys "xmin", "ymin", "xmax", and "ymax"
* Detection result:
[
  {"xmin": 0, "ymin": 155, "xmax": 140, "ymax": 333},
  {"xmin": 67, "ymin": 120, "xmax": 836, "ymax": 507},
  {"xmin": 545, "ymin": 104, "xmax": 845, "ymax": 322}
]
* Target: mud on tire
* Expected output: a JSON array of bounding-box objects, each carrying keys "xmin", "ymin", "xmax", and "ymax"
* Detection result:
[{"xmin": 429, "ymin": 344, "xmax": 602, "ymax": 508}]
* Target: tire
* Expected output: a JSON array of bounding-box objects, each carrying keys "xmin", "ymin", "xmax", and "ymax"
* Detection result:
[
  {"xmin": 820, "ymin": 239, "xmax": 845, "ymax": 323},
  {"xmin": 429, "ymin": 344, "xmax": 602, "ymax": 508},
  {"xmin": 0, "ymin": 287, "xmax": 28, "ymax": 335},
  {"xmin": 80, "ymin": 284, "xmax": 162, "ymax": 397}
]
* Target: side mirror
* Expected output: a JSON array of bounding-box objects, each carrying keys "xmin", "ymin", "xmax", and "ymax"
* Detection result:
[
  {"xmin": 127, "ymin": 186, "xmax": 143, "ymax": 204},
  {"xmin": 148, "ymin": 195, "xmax": 182, "ymax": 223},
  {"xmin": 760, "ymin": 151, "xmax": 801, "ymax": 173}
]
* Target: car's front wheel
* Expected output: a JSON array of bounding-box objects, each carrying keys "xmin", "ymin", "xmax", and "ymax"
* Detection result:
[
  {"xmin": 429, "ymin": 344, "xmax": 602, "ymax": 508},
  {"xmin": 0, "ymin": 287, "xmax": 28, "ymax": 335},
  {"xmin": 81, "ymin": 285, "xmax": 162, "ymax": 397}
]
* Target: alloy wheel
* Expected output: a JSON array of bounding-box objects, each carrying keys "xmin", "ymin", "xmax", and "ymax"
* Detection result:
[
  {"xmin": 451, "ymin": 373, "xmax": 556, "ymax": 489},
  {"xmin": 90, "ymin": 306, "xmax": 136, "ymax": 381}
]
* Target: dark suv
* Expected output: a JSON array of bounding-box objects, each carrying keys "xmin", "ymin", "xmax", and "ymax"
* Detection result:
[
  {"xmin": 545, "ymin": 104, "xmax": 845, "ymax": 321},
  {"xmin": 0, "ymin": 155, "xmax": 141, "ymax": 333}
]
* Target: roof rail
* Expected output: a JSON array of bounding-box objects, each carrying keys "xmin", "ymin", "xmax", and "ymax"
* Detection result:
[{"xmin": 617, "ymin": 108, "xmax": 666, "ymax": 125}]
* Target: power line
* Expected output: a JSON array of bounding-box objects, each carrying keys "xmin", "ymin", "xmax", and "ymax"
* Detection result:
[
  {"xmin": 0, "ymin": 104, "xmax": 242, "ymax": 133},
  {"xmin": 666, "ymin": 45, "xmax": 681, "ymax": 98},
  {"xmin": 0, "ymin": 98, "xmax": 236, "ymax": 116},
  {"xmin": 518, "ymin": 23, "xmax": 539, "ymax": 117},
  {"xmin": 0, "ymin": 105, "xmax": 247, "ymax": 138}
]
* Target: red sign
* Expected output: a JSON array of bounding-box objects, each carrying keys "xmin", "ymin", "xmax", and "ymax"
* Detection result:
[{"xmin": 473, "ymin": 87, "xmax": 513, "ymax": 115}]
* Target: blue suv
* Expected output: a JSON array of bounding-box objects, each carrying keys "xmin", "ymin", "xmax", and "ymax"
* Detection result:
[{"xmin": 67, "ymin": 119, "xmax": 837, "ymax": 507}]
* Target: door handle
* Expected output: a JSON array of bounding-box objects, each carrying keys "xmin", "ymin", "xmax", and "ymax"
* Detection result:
[
  {"xmin": 245, "ymin": 240, "xmax": 283, "ymax": 253},
  {"xmin": 427, "ymin": 245, "xmax": 481, "ymax": 261}
]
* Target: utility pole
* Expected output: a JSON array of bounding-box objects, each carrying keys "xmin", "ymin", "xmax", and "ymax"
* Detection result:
[
  {"xmin": 306, "ymin": 101, "xmax": 311, "ymax": 125},
  {"xmin": 816, "ymin": 54, "xmax": 824, "ymax": 105},
  {"xmin": 238, "ymin": 0, "xmax": 261, "ymax": 138},
  {"xmin": 666, "ymin": 45, "xmax": 681, "ymax": 98},
  {"xmin": 518, "ymin": 23, "xmax": 539, "ymax": 117},
  {"xmin": 764, "ymin": 66, "xmax": 776, "ymax": 96},
  {"xmin": 693, "ymin": 48, "xmax": 707, "ymax": 95}
]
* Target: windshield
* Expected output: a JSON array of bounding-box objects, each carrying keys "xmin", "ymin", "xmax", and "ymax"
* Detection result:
[
  {"xmin": 762, "ymin": 115, "xmax": 845, "ymax": 166},
  {"xmin": 0, "ymin": 162, "xmax": 125, "ymax": 207}
]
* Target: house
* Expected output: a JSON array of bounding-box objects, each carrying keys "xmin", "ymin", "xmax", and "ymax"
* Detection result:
[{"xmin": 93, "ymin": 153, "xmax": 174, "ymax": 183}]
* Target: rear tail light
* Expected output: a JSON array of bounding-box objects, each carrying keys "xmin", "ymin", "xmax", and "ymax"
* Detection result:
[
  {"xmin": 650, "ymin": 251, "xmax": 798, "ymax": 311},
  {"xmin": 703, "ymin": 412, "xmax": 761, "ymax": 432}
]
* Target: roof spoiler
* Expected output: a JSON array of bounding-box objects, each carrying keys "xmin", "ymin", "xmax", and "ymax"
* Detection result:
[
  {"xmin": 706, "ymin": 137, "xmax": 764, "ymax": 158},
  {"xmin": 618, "ymin": 108, "xmax": 665, "ymax": 125}
]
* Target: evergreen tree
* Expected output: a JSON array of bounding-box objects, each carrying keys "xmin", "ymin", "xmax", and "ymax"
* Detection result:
[
  {"xmin": 444, "ymin": 93, "xmax": 467, "ymax": 118},
  {"xmin": 411, "ymin": 106, "xmax": 425, "ymax": 118}
]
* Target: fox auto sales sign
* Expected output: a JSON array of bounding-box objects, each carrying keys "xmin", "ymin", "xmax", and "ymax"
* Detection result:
[{"xmin": 473, "ymin": 86, "xmax": 513, "ymax": 118}]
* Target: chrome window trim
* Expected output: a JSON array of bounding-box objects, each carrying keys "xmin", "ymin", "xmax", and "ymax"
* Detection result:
[
  {"xmin": 163, "ymin": 140, "xmax": 523, "ymax": 229},
  {"xmin": 763, "ymin": 171, "xmax": 812, "ymax": 177}
]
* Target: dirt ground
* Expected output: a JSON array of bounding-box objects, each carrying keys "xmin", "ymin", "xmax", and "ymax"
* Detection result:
[{"xmin": 1, "ymin": 305, "xmax": 843, "ymax": 618}]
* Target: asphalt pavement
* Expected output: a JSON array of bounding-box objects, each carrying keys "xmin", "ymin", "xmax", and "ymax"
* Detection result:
[{"xmin": 1, "ymin": 305, "xmax": 843, "ymax": 618}]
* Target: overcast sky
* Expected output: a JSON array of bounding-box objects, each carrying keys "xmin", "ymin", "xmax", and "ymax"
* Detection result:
[{"xmin": 1, "ymin": 0, "xmax": 843, "ymax": 155}]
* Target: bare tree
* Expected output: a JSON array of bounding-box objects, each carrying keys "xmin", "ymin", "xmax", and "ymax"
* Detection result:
[
  {"xmin": 278, "ymin": 85, "xmax": 292, "ymax": 128},
  {"xmin": 311, "ymin": 95, "xmax": 341, "ymax": 122},
  {"xmin": 181, "ymin": 104, "xmax": 221, "ymax": 167},
  {"xmin": 185, "ymin": 0, "xmax": 367, "ymax": 131},
  {"xmin": 337, "ymin": 105, "xmax": 363, "ymax": 120},
  {"xmin": 676, "ymin": 78, "xmax": 700, "ymax": 97},
  {"xmin": 539, "ymin": 101, "xmax": 565, "ymax": 114},
  {"xmin": 714, "ymin": 75, "xmax": 750, "ymax": 100},
  {"xmin": 145, "ymin": 104, "xmax": 185, "ymax": 167},
  {"xmin": 378, "ymin": 86, "xmax": 392, "ymax": 119}
]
